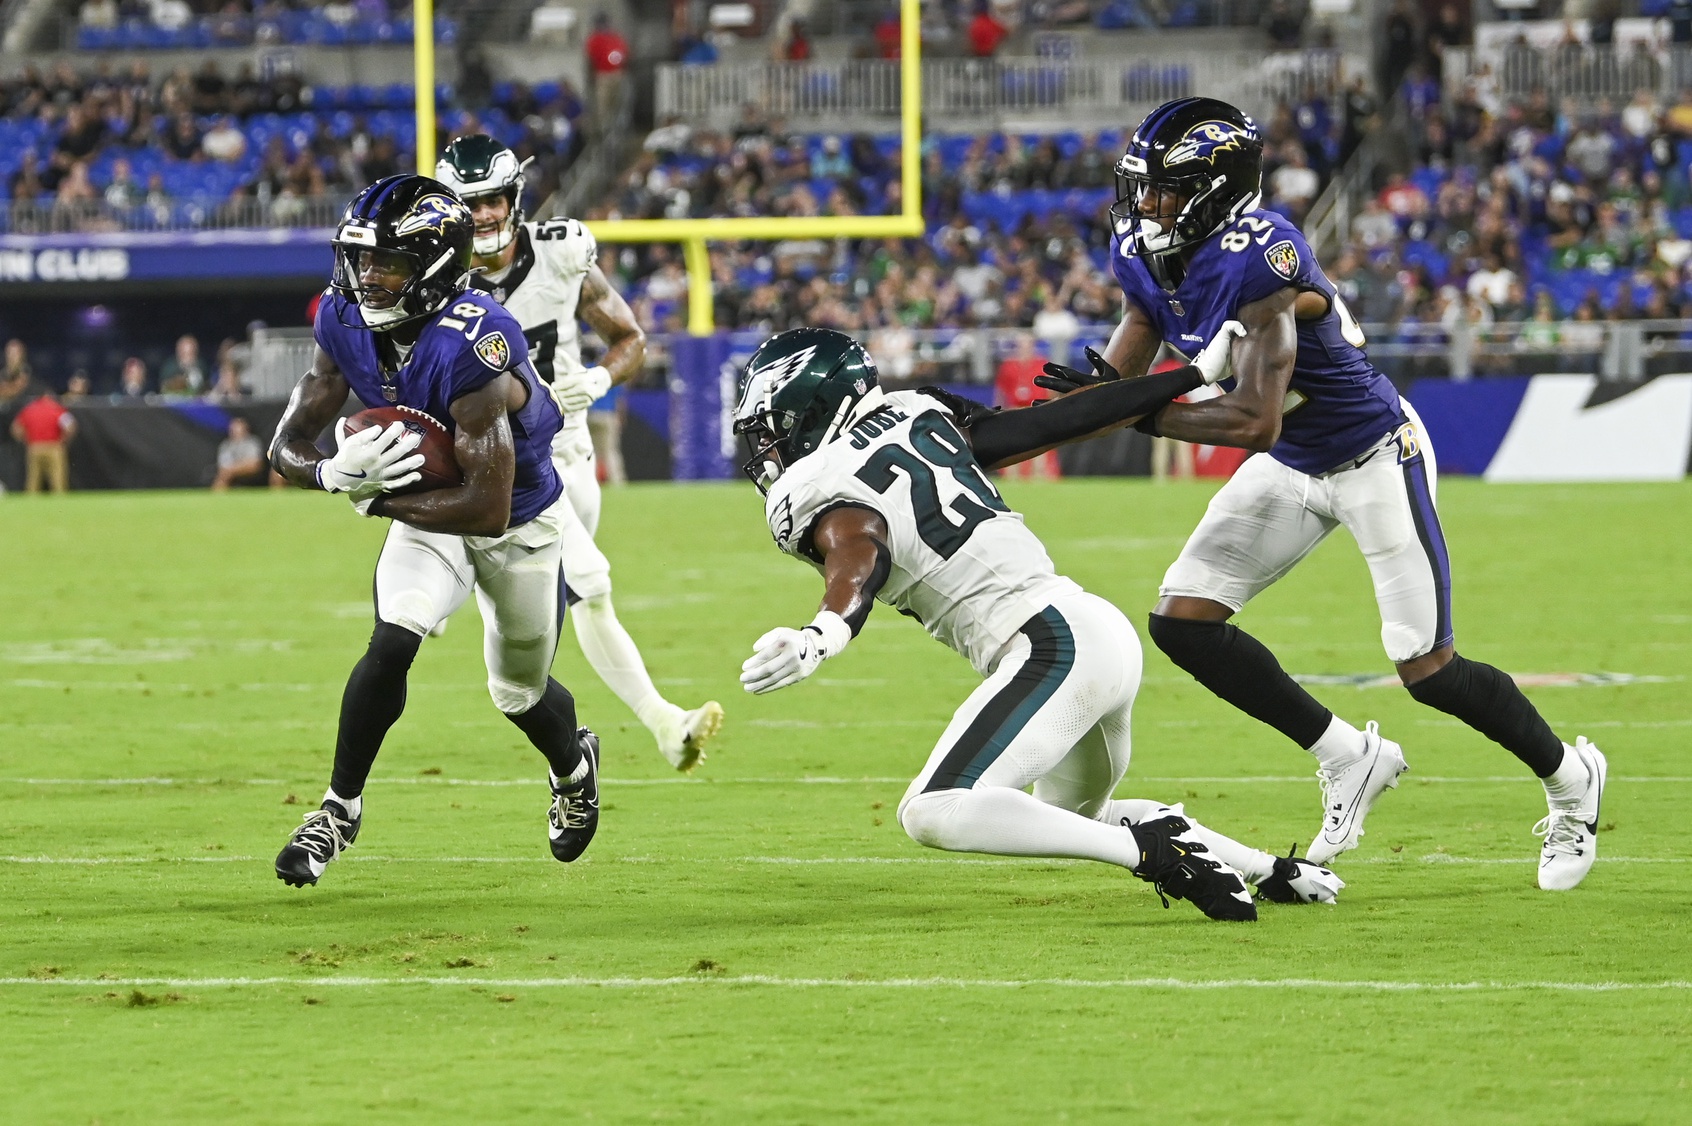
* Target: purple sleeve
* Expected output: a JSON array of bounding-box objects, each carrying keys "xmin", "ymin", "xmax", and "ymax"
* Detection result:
[
  {"xmin": 447, "ymin": 307, "xmax": 533, "ymax": 402},
  {"xmin": 1236, "ymin": 223, "xmax": 1319, "ymax": 308},
  {"xmin": 312, "ymin": 291, "xmax": 344, "ymax": 365}
]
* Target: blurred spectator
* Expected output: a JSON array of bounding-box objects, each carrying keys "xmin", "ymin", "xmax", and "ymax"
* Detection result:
[
  {"xmin": 967, "ymin": 2, "xmax": 1008, "ymax": 58},
  {"xmin": 159, "ymin": 334, "xmax": 208, "ymax": 395},
  {"xmin": 587, "ymin": 387, "xmax": 627, "ymax": 486},
  {"xmin": 63, "ymin": 373, "xmax": 93, "ymax": 403},
  {"xmin": 1032, "ymin": 289, "xmax": 1081, "ymax": 365},
  {"xmin": 812, "ymin": 136, "xmax": 853, "ymax": 179},
  {"xmin": 586, "ymin": 13, "xmax": 630, "ymax": 134},
  {"xmin": 104, "ymin": 158, "xmax": 144, "ymax": 209},
  {"xmin": 778, "ymin": 17, "xmax": 812, "ymax": 61},
  {"xmin": 205, "ymin": 358, "xmax": 249, "ymax": 403},
  {"xmin": 11, "ymin": 389, "xmax": 76, "ymax": 494},
  {"xmin": 874, "ymin": 6, "xmax": 903, "ymax": 57},
  {"xmin": 202, "ymin": 116, "xmax": 247, "ymax": 163},
  {"xmin": 115, "ymin": 356, "xmax": 149, "ymax": 401},
  {"xmin": 79, "ymin": 0, "xmax": 118, "ymax": 28},
  {"xmin": 165, "ymin": 113, "xmax": 203, "ymax": 161},
  {"xmin": 211, "ymin": 417, "xmax": 265, "ymax": 491},
  {"xmin": 994, "ymin": 334, "xmax": 1058, "ymax": 477},
  {"xmin": 1264, "ymin": 0, "xmax": 1303, "ymax": 49},
  {"xmin": 1269, "ymin": 145, "xmax": 1320, "ymax": 220},
  {"xmin": 1, "ymin": 339, "xmax": 36, "ymax": 406}
]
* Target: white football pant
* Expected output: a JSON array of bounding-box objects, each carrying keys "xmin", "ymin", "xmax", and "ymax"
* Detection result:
[
  {"xmin": 1160, "ymin": 401, "xmax": 1452, "ymax": 663},
  {"xmin": 373, "ymin": 496, "xmax": 567, "ymax": 715}
]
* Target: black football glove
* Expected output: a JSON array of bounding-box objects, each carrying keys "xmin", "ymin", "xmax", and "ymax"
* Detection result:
[{"xmin": 1034, "ymin": 347, "xmax": 1122, "ymax": 396}]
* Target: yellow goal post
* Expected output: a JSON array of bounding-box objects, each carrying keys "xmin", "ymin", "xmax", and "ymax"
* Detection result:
[{"xmin": 415, "ymin": 0, "xmax": 923, "ymax": 335}]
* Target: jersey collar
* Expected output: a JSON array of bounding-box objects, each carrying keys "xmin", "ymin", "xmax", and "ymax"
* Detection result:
[{"xmin": 469, "ymin": 227, "xmax": 536, "ymax": 304}]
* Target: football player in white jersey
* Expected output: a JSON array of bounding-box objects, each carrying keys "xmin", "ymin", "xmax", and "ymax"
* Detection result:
[
  {"xmin": 438, "ymin": 135, "xmax": 723, "ymax": 772},
  {"xmin": 732, "ymin": 327, "xmax": 1347, "ymax": 921}
]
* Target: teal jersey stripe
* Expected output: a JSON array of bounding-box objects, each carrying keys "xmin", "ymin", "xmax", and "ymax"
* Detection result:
[{"xmin": 922, "ymin": 606, "xmax": 1077, "ymax": 792}]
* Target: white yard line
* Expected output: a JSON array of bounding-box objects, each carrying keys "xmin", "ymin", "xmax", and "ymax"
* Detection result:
[{"xmin": 2, "ymin": 975, "xmax": 1687, "ymax": 993}]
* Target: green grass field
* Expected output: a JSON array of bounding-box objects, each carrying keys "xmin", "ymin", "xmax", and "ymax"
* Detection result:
[{"xmin": 3, "ymin": 479, "xmax": 1689, "ymax": 1124}]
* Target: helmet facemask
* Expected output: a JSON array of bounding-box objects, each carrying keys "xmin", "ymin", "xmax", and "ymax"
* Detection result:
[
  {"xmin": 1112, "ymin": 100, "xmax": 1266, "ymax": 291},
  {"xmin": 332, "ymin": 240, "xmax": 464, "ymax": 332},
  {"xmin": 465, "ymin": 185, "xmax": 523, "ymax": 257},
  {"xmin": 436, "ymin": 139, "xmax": 531, "ymax": 257}
]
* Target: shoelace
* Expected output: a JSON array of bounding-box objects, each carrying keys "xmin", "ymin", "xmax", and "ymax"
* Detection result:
[
  {"xmin": 1532, "ymin": 810, "xmax": 1587, "ymax": 857},
  {"xmin": 1314, "ymin": 766, "xmax": 1344, "ymax": 827},
  {"xmin": 291, "ymin": 809, "xmax": 352, "ymax": 861},
  {"xmin": 553, "ymin": 786, "xmax": 595, "ymax": 830},
  {"xmin": 1314, "ymin": 728, "xmax": 1382, "ymax": 831}
]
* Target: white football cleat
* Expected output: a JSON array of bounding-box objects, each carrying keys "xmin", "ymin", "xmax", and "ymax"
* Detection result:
[
  {"xmin": 654, "ymin": 700, "xmax": 724, "ymax": 772},
  {"xmin": 1254, "ymin": 849, "xmax": 1345, "ymax": 904},
  {"xmin": 1306, "ymin": 721, "xmax": 1408, "ymax": 866},
  {"xmin": 1534, "ymin": 737, "xmax": 1607, "ymax": 891}
]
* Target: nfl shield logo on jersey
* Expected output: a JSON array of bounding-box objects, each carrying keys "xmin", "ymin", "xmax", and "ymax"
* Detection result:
[
  {"xmin": 474, "ymin": 330, "xmax": 511, "ymax": 369},
  {"xmin": 1265, "ymin": 240, "xmax": 1300, "ymax": 281}
]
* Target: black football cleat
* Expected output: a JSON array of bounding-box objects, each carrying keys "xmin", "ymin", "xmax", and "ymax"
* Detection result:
[
  {"xmin": 548, "ymin": 727, "xmax": 600, "ymax": 863},
  {"xmin": 276, "ymin": 800, "xmax": 360, "ymax": 887},
  {"xmin": 1128, "ymin": 814, "xmax": 1257, "ymax": 921},
  {"xmin": 1254, "ymin": 844, "xmax": 1345, "ymax": 904}
]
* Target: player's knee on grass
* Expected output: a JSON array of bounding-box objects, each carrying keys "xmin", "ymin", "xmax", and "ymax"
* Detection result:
[{"xmin": 897, "ymin": 788, "xmax": 966, "ymax": 851}]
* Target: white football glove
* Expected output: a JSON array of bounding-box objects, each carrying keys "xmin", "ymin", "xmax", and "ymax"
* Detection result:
[
  {"xmin": 1194, "ymin": 320, "xmax": 1246, "ymax": 385},
  {"xmin": 551, "ymin": 366, "xmax": 612, "ymax": 414},
  {"xmin": 740, "ymin": 612, "xmax": 853, "ymax": 695},
  {"xmin": 317, "ymin": 420, "xmax": 424, "ymax": 501}
]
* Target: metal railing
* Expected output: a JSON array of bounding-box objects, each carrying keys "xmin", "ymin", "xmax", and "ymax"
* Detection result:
[
  {"xmin": 1442, "ymin": 44, "xmax": 1692, "ymax": 105},
  {"xmin": 1304, "ymin": 86, "xmax": 1407, "ymax": 262},
  {"xmin": 656, "ymin": 53, "xmax": 1360, "ymax": 128},
  {"xmin": 2, "ymin": 196, "xmax": 350, "ymax": 234},
  {"xmin": 537, "ymin": 74, "xmax": 636, "ymax": 223},
  {"xmin": 244, "ymin": 317, "xmax": 1692, "ymax": 408},
  {"xmin": 246, "ymin": 326, "xmax": 317, "ymax": 400}
]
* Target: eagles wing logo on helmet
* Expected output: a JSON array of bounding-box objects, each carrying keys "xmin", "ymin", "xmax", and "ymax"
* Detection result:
[
  {"xmin": 393, "ymin": 194, "xmax": 469, "ymax": 238},
  {"xmin": 1164, "ymin": 120, "xmax": 1253, "ymax": 167},
  {"xmin": 741, "ymin": 345, "xmax": 820, "ymax": 410}
]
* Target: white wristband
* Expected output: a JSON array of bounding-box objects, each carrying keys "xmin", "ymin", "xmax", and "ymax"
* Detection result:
[{"xmin": 806, "ymin": 610, "xmax": 853, "ymax": 659}]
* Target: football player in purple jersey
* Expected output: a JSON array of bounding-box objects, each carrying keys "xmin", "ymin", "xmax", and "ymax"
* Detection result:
[
  {"xmin": 1038, "ymin": 97, "xmax": 1605, "ymax": 889},
  {"xmin": 267, "ymin": 174, "xmax": 600, "ymax": 886}
]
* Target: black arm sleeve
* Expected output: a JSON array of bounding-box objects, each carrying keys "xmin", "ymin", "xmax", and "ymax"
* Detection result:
[{"xmin": 965, "ymin": 365, "xmax": 1205, "ymax": 469}]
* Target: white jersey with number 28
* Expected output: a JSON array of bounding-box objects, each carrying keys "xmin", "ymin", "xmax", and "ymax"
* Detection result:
[{"xmin": 763, "ymin": 390, "xmax": 1079, "ymax": 674}]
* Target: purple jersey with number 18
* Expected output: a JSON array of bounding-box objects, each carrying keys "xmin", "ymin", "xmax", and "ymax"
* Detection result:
[
  {"xmin": 1110, "ymin": 207, "xmax": 1404, "ymax": 475},
  {"xmin": 314, "ymin": 289, "xmax": 564, "ymax": 528}
]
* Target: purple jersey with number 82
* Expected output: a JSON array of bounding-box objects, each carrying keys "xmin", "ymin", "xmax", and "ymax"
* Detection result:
[{"xmin": 1110, "ymin": 207, "xmax": 1404, "ymax": 475}]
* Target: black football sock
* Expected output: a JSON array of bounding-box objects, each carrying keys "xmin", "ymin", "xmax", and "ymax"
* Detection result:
[
  {"xmin": 1148, "ymin": 614, "xmax": 1333, "ymax": 749},
  {"xmin": 1404, "ymin": 653, "xmax": 1564, "ymax": 777},
  {"xmin": 330, "ymin": 622, "xmax": 423, "ymax": 799},
  {"xmin": 505, "ymin": 678, "xmax": 584, "ymax": 782}
]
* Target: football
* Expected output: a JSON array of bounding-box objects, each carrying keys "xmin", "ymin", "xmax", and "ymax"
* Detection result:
[{"xmin": 342, "ymin": 405, "xmax": 464, "ymax": 494}]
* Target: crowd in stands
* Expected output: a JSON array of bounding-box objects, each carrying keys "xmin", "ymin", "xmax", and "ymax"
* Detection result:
[
  {"xmin": 1324, "ymin": 77, "xmax": 1692, "ymax": 369},
  {"xmin": 589, "ymin": 87, "xmax": 1373, "ymax": 338},
  {"xmin": 0, "ymin": 333, "xmax": 254, "ymax": 407},
  {"xmin": 73, "ymin": 0, "xmax": 455, "ymax": 51},
  {"xmin": 0, "ymin": 61, "xmax": 585, "ymax": 231}
]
